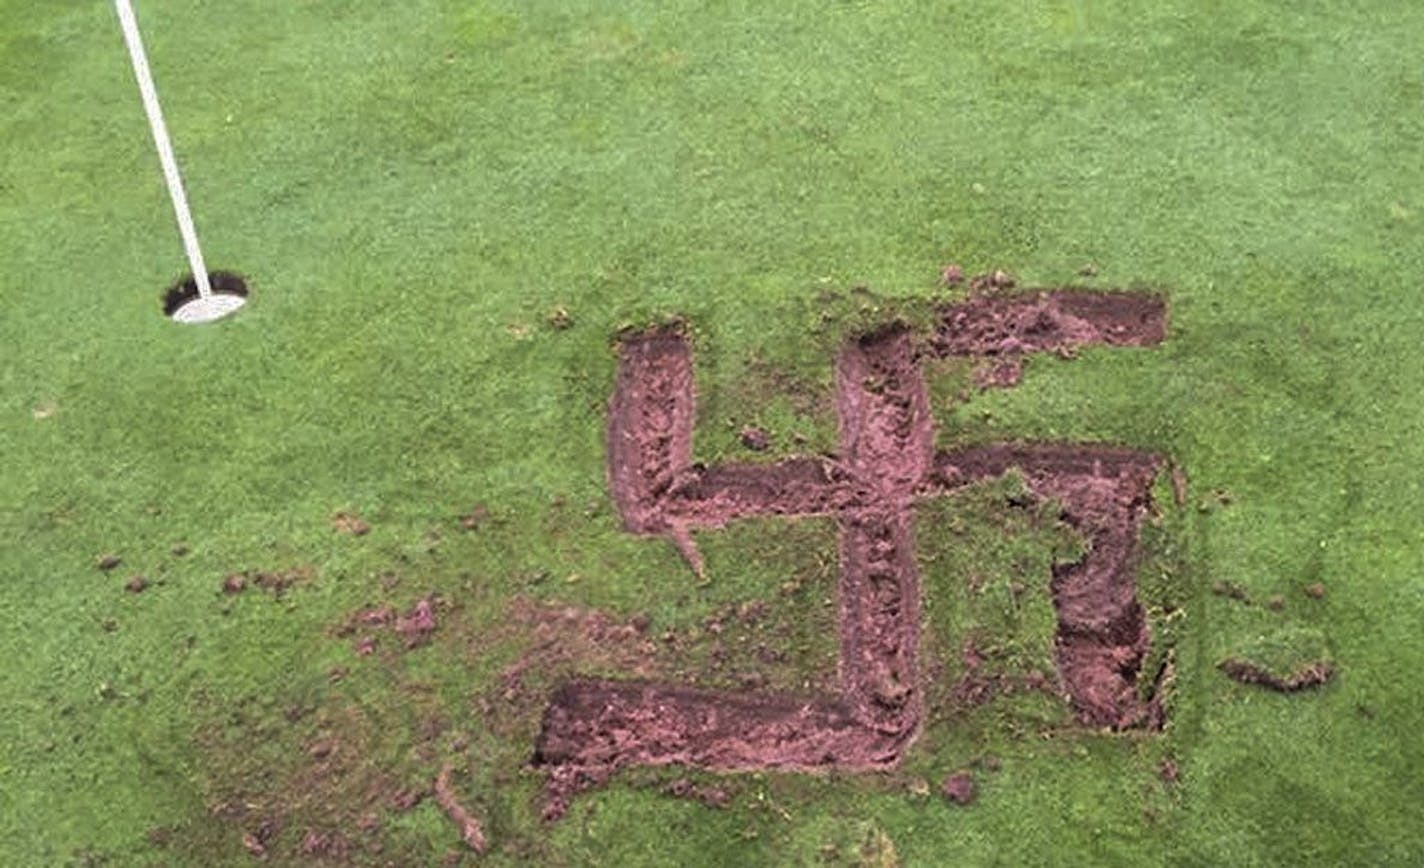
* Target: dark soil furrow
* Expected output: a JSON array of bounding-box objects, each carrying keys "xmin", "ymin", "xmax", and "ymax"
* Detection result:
[{"xmin": 931, "ymin": 290, "xmax": 1166, "ymax": 357}]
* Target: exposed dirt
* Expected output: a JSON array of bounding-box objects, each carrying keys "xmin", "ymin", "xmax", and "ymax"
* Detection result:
[
  {"xmin": 534, "ymin": 680, "xmax": 897, "ymax": 821},
  {"xmin": 188, "ymin": 688, "xmax": 442, "ymax": 865},
  {"xmin": 933, "ymin": 444, "xmax": 1164, "ymax": 729},
  {"xmin": 941, "ymin": 771, "xmax": 976, "ymax": 805},
  {"xmin": 332, "ymin": 511, "xmax": 371, "ymax": 536},
  {"xmin": 162, "ymin": 270, "xmax": 249, "ymax": 317},
  {"xmin": 97, "ymin": 553, "xmax": 122, "ymax": 571},
  {"xmin": 335, "ymin": 596, "xmax": 441, "ymax": 655},
  {"xmin": 124, "ymin": 575, "xmax": 149, "ymax": 593},
  {"xmin": 931, "ymin": 290, "xmax": 1166, "ymax": 358},
  {"xmin": 739, "ymin": 426, "xmax": 770, "ymax": 451},
  {"xmin": 1218, "ymin": 658, "xmax": 1335, "ymax": 691},
  {"xmin": 663, "ymin": 777, "xmax": 731, "ymax": 808},
  {"xmin": 541, "ymin": 305, "xmax": 1170, "ymax": 815},
  {"xmin": 221, "ymin": 566, "xmax": 316, "ymax": 599}
]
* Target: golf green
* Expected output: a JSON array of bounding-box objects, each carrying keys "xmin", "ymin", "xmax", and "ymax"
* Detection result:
[{"xmin": 2, "ymin": 1, "xmax": 1421, "ymax": 865}]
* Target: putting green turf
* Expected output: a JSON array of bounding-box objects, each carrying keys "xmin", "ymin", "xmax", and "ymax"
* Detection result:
[{"xmin": 3, "ymin": 0, "xmax": 1423, "ymax": 864}]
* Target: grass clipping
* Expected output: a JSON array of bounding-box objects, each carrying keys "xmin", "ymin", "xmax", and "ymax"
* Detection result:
[{"xmin": 1218, "ymin": 624, "xmax": 1334, "ymax": 691}]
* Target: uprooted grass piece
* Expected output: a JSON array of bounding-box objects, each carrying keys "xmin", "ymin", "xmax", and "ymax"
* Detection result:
[
  {"xmin": 433, "ymin": 764, "xmax": 487, "ymax": 854},
  {"xmin": 1218, "ymin": 624, "xmax": 1334, "ymax": 691}
]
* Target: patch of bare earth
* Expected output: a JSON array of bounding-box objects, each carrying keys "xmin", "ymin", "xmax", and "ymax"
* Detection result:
[{"xmin": 536, "ymin": 288, "xmax": 1172, "ymax": 818}]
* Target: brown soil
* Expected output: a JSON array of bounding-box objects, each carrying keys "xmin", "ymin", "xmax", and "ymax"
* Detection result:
[
  {"xmin": 932, "ymin": 443, "xmax": 1164, "ymax": 728},
  {"xmin": 539, "ymin": 295, "xmax": 1170, "ymax": 816},
  {"xmin": 335, "ymin": 596, "xmax": 440, "ymax": 655},
  {"xmin": 941, "ymin": 771, "xmax": 976, "ymax": 805},
  {"xmin": 931, "ymin": 290, "xmax": 1166, "ymax": 357},
  {"xmin": 332, "ymin": 511, "xmax": 371, "ymax": 536},
  {"xmin": 1218, "ymin": 658, "xmax": 1335, "ymax": 691}
]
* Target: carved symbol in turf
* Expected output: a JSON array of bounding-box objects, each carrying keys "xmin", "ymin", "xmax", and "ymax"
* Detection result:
[{"xmin": 534, "ymin": 290, "xmax": 1169, "ymax": 819}]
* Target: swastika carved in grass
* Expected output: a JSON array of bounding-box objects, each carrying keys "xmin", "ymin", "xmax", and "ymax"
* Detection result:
[{"xmin": 534, "ymin": 290, "xmax": 1169, "ymax": 819}]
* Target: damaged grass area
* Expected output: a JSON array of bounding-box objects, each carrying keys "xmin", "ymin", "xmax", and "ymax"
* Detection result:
[{"xmin": 1218, "ymin": 624, "xmax": 1334, "ymax": 692}]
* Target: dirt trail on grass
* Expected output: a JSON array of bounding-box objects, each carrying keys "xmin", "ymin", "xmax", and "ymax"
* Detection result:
[
  {"xmin": 931, "ymin": 290, "xmax": 1166, "ymax": 357},
  {"xmin": 538, "ymin": 290, "xmax": 1169, "ymax": 817}
]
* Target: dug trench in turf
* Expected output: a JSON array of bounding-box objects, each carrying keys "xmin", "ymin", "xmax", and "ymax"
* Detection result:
[{"xmin": 536, "ymin": 290, "xmax": 1169, "ymax": 819}]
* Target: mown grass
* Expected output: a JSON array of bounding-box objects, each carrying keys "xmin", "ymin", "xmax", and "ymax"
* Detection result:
[{"xmin": 3, "ymin": 0, "xmax": 1423, "ymax": 864}]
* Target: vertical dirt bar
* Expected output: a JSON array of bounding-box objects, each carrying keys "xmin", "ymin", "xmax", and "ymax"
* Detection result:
[
  {"xmin": 606, "ymin": 326, "xmax": 695, "ymax": 535},
  {"xmin": 834, "ymin": 329, "xmax": 932, "ymax": 739},
  {"xmin": 538, "ymin": 289, "xmax": 1170, "ymax": 819}
]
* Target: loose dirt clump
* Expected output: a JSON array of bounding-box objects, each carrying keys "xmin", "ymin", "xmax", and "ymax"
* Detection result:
[
  {"xmin": 939, "ymin": 263, "xmax": 965, "ymax": 286},
  {"xmin": 125, "ymin": 575, "xmax": 149, "ymax": 593},
  {"xmin": 332, "ymin": 511, "xmax": 371, "ymax": 536},
  {"xmin": 97, "ymin": 554, "xmax": 122, "ymax": 571},
  {"xmin": 941, "ymin": 771, "xmax": 976, "ymax": 805},
  {"xmin": 1303, "ymin": 582, "xmax": 1327, "ymax": 599},
  {"xmin": 739, "ymin": 426, "xmax": 770, "ymax": 452}
]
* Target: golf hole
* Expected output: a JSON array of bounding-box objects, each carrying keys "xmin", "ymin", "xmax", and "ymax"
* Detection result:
[{"xmin": 163, "ymin": 271, "xmax": 249, "ymax": 324}]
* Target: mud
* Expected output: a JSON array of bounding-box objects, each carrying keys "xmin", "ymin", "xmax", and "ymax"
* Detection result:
[
  {"xmin": 332, "ymin": 511, "xmax": 371, "ymax": 536},
  {"xmin": 941, "ymin": 771, "xmax": 976, "ymax": 805},
  {"xmin": 542, "ymin": 290, "xmax": 1170, "ymax": 816},
  {"xmin": 931, "ymin": 290, "xmax": 1166, "ymax": 357}
]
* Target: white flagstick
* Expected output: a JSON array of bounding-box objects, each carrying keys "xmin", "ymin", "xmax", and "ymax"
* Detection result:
[{"xmin": 115, "ymin": 0, "xmax": 244, "ymax": 323}]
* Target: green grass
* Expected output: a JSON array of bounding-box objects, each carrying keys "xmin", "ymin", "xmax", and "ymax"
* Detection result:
[{"xmin": 4, "ymin": 0, "xmax": 1424, "ymax": 864}]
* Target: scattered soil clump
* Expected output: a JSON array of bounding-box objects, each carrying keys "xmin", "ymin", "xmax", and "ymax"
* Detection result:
[
  {"xmin": 941, "ymin": 771, "xmax": 976, "ymax": 805},
  {"xmin": 739, "ymin": 426, "xmax": 770, "ymax": 451},
  {"xmin": 332, "ymin": 511, "xmax": 371, "ymax": 536},
  {"xmin": 97, "ymin": 554, "xmax": 122, "ymax": 571}
]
